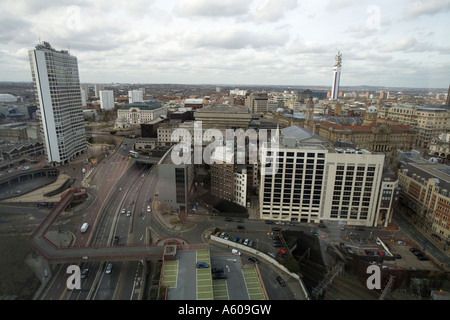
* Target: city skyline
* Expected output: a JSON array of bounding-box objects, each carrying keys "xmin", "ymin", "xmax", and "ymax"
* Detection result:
[{"xmin": 1, "ymin": 0, "xmax": 450, "ymax": 88}]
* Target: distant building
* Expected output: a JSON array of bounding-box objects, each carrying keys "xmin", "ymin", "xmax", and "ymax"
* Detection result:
[
  {"xmin": 184, "ymin": 98, "xmax": 203, "ymax": 110},
  {"xmin": 117, "ymin": 101, "xmax": 167, "ymax": 126},
  {"xmin": 245, "ymin": 93, "xmax": 269, "ymax": 113},
  {"xmin": 99, "ymin": 90, "xmax": 115, "ymax": 110},
  {"xmin": 94, "ymin": 84, "xmax": 104, "ymax": 98},
  {"xmin": 379, "ymin": 104, "xmax": 450, "ymax": 149},
  {"xmin": 313, "ymin": 106, "xmax": 417, "ymax": 164},
  {"xmin": 128, "ymin": 90, "xmax": 144, "ymax": 103},
  {"xmin": 194, "ymin": 104, "xmax": 253, "ymax": 132},
  {"xmin": 330, "ymin": 51, "xmax": 342, "ymax": 101},
  {"xmin": 28, "ymin": 41, "xmax": 86, "ymax": 165}
]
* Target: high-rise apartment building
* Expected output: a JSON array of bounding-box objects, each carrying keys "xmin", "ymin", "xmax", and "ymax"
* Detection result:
[
  {"xmin": 330, "ymin": 51, "xmax": 342, "ymax": 101},
  {"xmin": 128, "ymin": 90, "xmax": 144, "ymax": 103},
  {"xmin": 99, "ymin": 90, "xmax": 115, "ymax": 110},
  {"xmin": 29, "ymin": 41, "xmax": 86, "ymax": 165}
]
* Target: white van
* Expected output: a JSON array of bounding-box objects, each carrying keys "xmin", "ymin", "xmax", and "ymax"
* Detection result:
[
  {"xmin": 80, "ymin": 222, "xmax": 89, "ymax": 233},
  {"xmin": 232, "ymin": 249, "xmax": 241, "ymax": 256}
]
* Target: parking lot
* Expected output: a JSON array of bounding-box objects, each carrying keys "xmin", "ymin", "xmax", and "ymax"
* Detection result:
[
  {"xmin": 164, "ymin": 248, "xmax": 267, "ymax": 300},
  {"xmin": 342, "ymin": 237, "xmax": 442, "ymax": 271}
]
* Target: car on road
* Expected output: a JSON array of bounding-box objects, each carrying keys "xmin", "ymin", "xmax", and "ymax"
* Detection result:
[
  {"xmin": 235, "ymin": 219, "xmax": 244, "ymax": 223},
  {"xmin": 121, "ymin": 208, "xmax": 125, "ymax": 214},
  {"xmin": 272, "ymin": 227, "xmax": 281, "ymax": 232},
  {"xmin": 375, "ymin": 238, "xmax": 382, "ymax": 245},
  {"xmin": 147, "ymin": 205, "xmax": 151, "ymax": 212},
  {"xmin": 248, "ymin": 257, "xmax": 260, "ymax": 264},
  {"xmin": 396, "ymin": 241, "xmax": 406, "ymax": 245},
  {"xmin": 237, "ymin": 225, "xmax": 245, "ymax": 230},
  {"xmin": 127, "ymin": 210, "xmax": 131, "ymax": 217},
  {"xmin": 276, "ymin": 276, "xmax": 286, "ymax": 287},
  {"xmin": 410, "ymin": 248, "xmax": 422, "ymax": 256},
  {"xmin": 196, "ymin": 262, "xmax": 209, "ymax": 268},
  {"xmin": 265, "ymin": 221, "xmax": 274, "ymax": 224},
  {"xmin": 81, "ymin": 268, "xmax": 89, "ymax": 279},
  {"xmin": 105, "ymin": 262, "xmax": 113, "ymax": 274},
  {"xmin": 113, "ymin": 236, "xmax": 119, "ymax": 244},
  {"xmin": 225, "ymin": 217, "xmax": 233, "ymax": 222}
]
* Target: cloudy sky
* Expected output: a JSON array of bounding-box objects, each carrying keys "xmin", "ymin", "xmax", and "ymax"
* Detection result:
[{"xmin": 1, "ymin": 0, "xmax": 449, "ymax": 88}]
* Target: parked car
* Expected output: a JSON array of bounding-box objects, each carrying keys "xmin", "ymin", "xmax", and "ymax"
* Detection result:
[
  {"xmin": 375, "ymin": 238, "xmax": 382, "ymax": 245},
  {"xmin": 232, "ymin": 237, "xmax": 239, "ymax": 242},
  {"xmin": 417, "ymin": 254, "xmax": 429, "ymax": 261},
  {"xmin": 113, "ymin": 236, "xmax": 119, "ymax": 244},
  {"xmin": 243, "ymin": 239, "xmax": 249, "ymax": 246},
  {"xmin": 196, "ymin": 262, "xmax": 209, "ymax": 268},
  {"xmin": 396, "ymin": 241, "xmax": 406, "ymax": 245}
]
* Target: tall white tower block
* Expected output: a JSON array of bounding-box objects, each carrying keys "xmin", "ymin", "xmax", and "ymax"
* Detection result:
[{"xmin": 29, "ymin": 41, "xmax": 86, "ymax": 165}]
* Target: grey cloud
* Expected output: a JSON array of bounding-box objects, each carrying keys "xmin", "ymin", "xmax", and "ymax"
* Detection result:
[
  {"xmin": 250, "ymin": 0, "xmax": 299, "ymax": 23},
  {"xmin": 403, "ymin": 0, "xmax": 450, "ymax": 20},
  {"xmin": 173, "ymin": 0, "xmax": 252, "ymax": 18},
  {"xmin": 188, "ymin": 28, "xmax": 287, "ymax": 50}
]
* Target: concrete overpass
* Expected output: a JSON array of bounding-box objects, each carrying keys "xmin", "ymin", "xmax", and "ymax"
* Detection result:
[{"xmin": 28, "ymin": 188, "xmax": 167, "ymax": 264}]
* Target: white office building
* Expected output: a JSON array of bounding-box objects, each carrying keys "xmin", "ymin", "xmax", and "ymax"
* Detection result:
[
  {"xmin": 99, "ymin": 90, "xmax": 115, "ymax": 110},
  {"xmin": 29, "ymin": 41, "xmax": 86, "ymax": 165},
  {"xmin": 259, "ymin": 125, "xmax": 385, "ymax": 227}
]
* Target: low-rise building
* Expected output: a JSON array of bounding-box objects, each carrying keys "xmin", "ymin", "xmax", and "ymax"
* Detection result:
[
  {"xmin": 117, "ymin": 101, "xmax": 167, "ymax": 126},
  {"xmin": 398, "ymin": 162, "xmax": 450, "ymax": 249}
]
